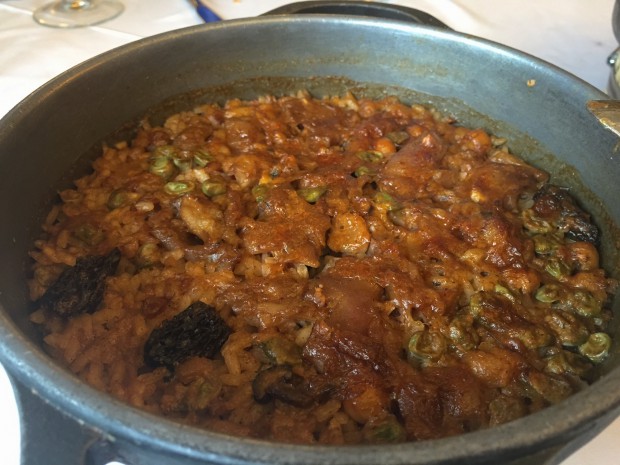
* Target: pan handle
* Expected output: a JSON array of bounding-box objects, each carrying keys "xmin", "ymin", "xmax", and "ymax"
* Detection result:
[
  {"xmin": 263, "ymin": 1, "xmax": 450, "ymax": 29},
  {"xmin": 12, "ymin": 377, "xmax": 123, "ymax": 465}
]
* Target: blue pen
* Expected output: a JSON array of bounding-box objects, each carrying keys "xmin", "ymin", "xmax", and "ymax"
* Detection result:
[{"xmin": 189, "ymin": 0, "xmax": 221, "ymax": 22}]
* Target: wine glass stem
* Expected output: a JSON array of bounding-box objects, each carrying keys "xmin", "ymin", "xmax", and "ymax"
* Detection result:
[
  {"xmin": 34, "ymin": 0, "xmax": 124, "ymax": 28},
  {"xmin": 61, "ymin": 1, "xmax": 93, "ymax": 10}
]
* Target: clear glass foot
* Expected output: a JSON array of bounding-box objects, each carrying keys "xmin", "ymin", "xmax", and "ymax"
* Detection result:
[{"xmin": 33, "ymin": 0, "xmax": 124, "ymax": 28}]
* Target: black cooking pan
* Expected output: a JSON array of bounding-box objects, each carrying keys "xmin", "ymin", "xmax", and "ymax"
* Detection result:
[{"xmin": 1, "ymin": 2, "xmax": 619, "ymax": 464}]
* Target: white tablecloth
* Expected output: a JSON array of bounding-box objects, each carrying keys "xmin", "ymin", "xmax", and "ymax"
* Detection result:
[{"xmin": 1, "ymin": 1, "xmax": 619, "ymax": 464}]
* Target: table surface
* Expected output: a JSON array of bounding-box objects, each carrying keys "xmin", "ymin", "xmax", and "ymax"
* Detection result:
[{"xmin": 1, "ymin": 1, "xmax": 619, "ymax": 464}]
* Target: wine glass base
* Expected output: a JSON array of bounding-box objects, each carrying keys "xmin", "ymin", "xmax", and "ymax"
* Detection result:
[{"xmin": 33, "ymin": 1, "xmax": 124, "ymax": 28}]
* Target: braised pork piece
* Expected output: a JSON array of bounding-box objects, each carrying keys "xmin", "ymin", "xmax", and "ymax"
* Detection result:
[{"xmin": 29, "ymin": 92, "xmax": 615, "ymax": 444}]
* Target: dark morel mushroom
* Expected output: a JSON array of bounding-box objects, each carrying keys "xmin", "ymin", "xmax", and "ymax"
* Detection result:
[
  {"xmin": 144, "ymin": 301, "xmax": 231, "ymax": 371},
  {"xmin": 39, "ymin": 248, "xmax": 121, "ymax": 317}
]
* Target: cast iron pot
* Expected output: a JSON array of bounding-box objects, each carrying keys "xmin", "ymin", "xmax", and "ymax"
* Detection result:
[{"xmin": 1, "ymin": 3, "xmax": 620, "ymax": 465}]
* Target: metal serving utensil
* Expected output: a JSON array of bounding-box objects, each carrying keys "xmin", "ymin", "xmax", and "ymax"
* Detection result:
[{"xmin": 587, "ymin": 99, "xmax": 620, "ymax": 138}]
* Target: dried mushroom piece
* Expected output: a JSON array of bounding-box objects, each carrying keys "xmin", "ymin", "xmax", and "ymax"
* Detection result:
[
  {"xmin": 38, "ymin": 248, "xmax": 121, "ymax": 317},
  {"xmin": 252, "ymin": 365, "xmax": 314, "ymax": 408},
  {"xmin": 144, "ymin": 301, "xmax": 231, "ymax": 371}
]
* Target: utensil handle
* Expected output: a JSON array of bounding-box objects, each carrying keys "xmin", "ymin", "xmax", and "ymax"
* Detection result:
[
  {"xmin": 12, "ymin": 377, "xmax": 120, "ymax": 465},
  {"xmin": 191, "ymin": 0, "xmax": 221, "ymax": 22},
  {"xmin": 263, "ymin": 0, "xmax": 450, "ymax": 29}
]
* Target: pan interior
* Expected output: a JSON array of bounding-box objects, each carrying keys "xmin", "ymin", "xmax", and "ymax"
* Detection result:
[{"xmin": 4, "ymin": 73, "xmax": 620, "ymax": 380}]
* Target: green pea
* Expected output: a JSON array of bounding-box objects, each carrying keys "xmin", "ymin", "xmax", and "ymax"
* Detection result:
[
  {"xmin": 533, "ymin": 234, "xmax": 560, "ymax": 255},
  {"xmin": 135, "ymin": 243, "xmax": 160, "ymax": 268},
  {"xmin": 579, "ymin": 332, "xmax": 611, "ymax": 364},
  {"xmin": 494, "ymin": 283, "xmax": 515, "ymax": 302},
  {"xmin": 362, "ymin": 415, "xmax": 406, "ymax": 444},
  {"xmin": 571, "ymin": 289, "xmax": 602, "ymax": 318},
  {"xmin": 353, "ymin": 165, "xmax": 374, "ymax": 178},
  {"xmin": 521, "ymin": 210, "xmax": 552, "ymax": 234},
  {"xmin": 154, "ymin": 145, "xmax": 177, "ymax": 158},
  {"xmin": 447, "ymin": 314, "xmax": 479, "ymax": 352},
  {"xmin": 373, "ymin": 192, "xmax": 401, "ymax": 212},
  {"xmin": 107, "ymin": 189, "xmax": 125, "ymax": 210},
  {"xmin": 74, "ymin": 223, "xmax": 105, "ymax": 246},
  {"xmin": 545, "ymin": 257, "xmax": 571, "ymax": 279},
  {"xmin": 149, "ymin": 156, "xmax": 175, "ymax": 179},
  {"xmin": 164, "ymin": 181, "xmax": 195, "ymax": 196},
  {"xmin": 107, "ymin": 189, "xmax": 140, "ymax": 210},
  {"xmin": 252, "ymin": 184, "xmax": 270, "ymax": 203},
  {"xmin": 257, "ymin": 337, "xmax": 302, "ymax": 366},
  {"xmin": 535, "ymin": 284, "xmax": 563, "ymax": 303},
  {"xmin": 193, "ymin": 150, "xmax": 213, "ymax": 167},
  {"xmin": 356, "ymin": 150, "xmax": 384, "ymax": 163},
  {"xmin": 297, "ymin": 186, "xmax": 327, "ymax": 203},
  {"xmin": 407, "ymin": 330, "xmax": 446, "ymax": 363},
  {"xmin": 172, "ymin": 157, "xmax": 192, "ymax": 172},
  {"xmin": 187, "ymin": 377, "xmax": 222, "ymax": 411},
  {"xmin": 201, "ymin": 180, "xmax": 227, "ymax": 198}
]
